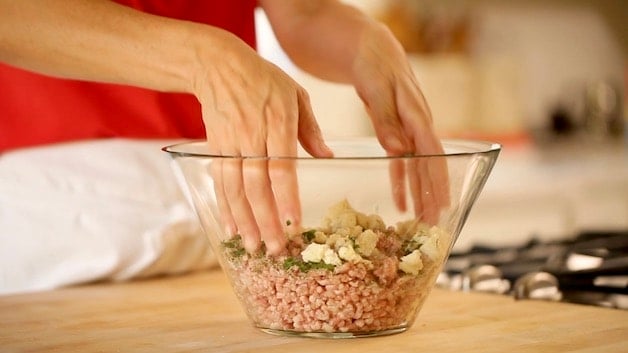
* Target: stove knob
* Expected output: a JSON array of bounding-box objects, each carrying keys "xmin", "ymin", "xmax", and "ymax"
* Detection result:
[
  {"xmin": 461, "ymin": 264, "xmax": 511, "ymax": 294},
  {"xmin": 513, "ymin": 271, "xmax": 563, "ymax": 301}
]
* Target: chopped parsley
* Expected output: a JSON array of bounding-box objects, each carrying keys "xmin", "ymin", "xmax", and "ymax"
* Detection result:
[
  {"xmin": 302, "ymin": 229, "xmax": 316, "ymax": 242},
  {"xmin": 283, "ymin": 257, "xmax": 335, "ymax": 272},
  {"xmin": 349, "ymin": 237, "xmax": 359, "ymax": 250},
  {"xmin": 223, "ymin": 236, "xmax": 242, "ymax": 249},
  {"xmin": 222, "ymin": 235, "xmax": 246, "ymax": 260},
  {"xmin": 402, "ymin": 239, "xmax": 421, "ymax": 255}
]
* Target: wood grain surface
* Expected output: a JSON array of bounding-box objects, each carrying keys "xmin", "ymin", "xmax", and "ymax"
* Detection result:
[{"xmin": 0, "ymin": 270, "xmax": 626, "ymax": 353}]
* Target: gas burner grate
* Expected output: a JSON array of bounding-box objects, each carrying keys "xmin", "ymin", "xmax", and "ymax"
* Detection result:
[{"xmin": 440, "ymin": 230, "xmax": 628, "ymax": 309}]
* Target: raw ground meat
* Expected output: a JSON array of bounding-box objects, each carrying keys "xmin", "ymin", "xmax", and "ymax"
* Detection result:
[
  {"xmin": 219, "ymin": 200, "xmax": 448, "ymax": 334},
  {"xmin": 223, "ymin": 250, "xmax": 442, "ymax": 334}
]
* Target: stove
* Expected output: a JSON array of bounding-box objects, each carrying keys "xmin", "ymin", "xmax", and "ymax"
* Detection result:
[{"xmin": 439, "ymin": 230, "xmax": 628, "ymax": 309}]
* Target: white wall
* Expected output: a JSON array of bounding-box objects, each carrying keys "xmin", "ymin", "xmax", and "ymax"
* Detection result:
[{"xmin": 256, "ymin": 1, "xmax": 625, "ymax": 137}]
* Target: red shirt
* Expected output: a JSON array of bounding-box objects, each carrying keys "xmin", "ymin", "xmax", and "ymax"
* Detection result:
[{"xmin": 0, "ymin": 0, "xmax": 257, "ymax": 152}]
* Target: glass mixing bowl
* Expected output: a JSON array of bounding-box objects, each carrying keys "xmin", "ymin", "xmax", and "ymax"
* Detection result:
[{"xmin": 163, "ymin": 137, "xmax": 500, "ymax": 338}]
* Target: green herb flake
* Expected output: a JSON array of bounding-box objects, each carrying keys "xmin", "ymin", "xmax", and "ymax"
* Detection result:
[
  {"xmin": 231, "ymin": 247, "xmax": 246, "ymax": 258},
  {"xmin": 221, "ymin": 235, "xmax": 246, "ymax": 260},
  {"xmin": 223, "ymin": 235, "xmax": 242, "ymax": 248},
  {"xmin": 282, "ymin": 257, "xmax": 299, "ymax": 271},
  {"xmin": 402, "ymin": 238, "xmax": 422, "ymax": 255},
  {"xmin": 350, "ymin": 237, "xmax": 360, "ymax": 250},
  {"xmin": 282, "ymin": 257, "xmax": 334, "ymax": 272},
  {"xmin": 302, "ymin": 229, "xmax": 316, "ymax": 243}
]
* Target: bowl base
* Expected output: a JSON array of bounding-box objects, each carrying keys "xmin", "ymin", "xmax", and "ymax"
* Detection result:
[{"xmin": 258, "ymin": 326, "xmax": 408, "ymax": 339}]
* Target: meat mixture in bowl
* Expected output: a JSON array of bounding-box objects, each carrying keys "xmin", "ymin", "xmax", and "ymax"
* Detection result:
[{"xmin": 220, "ymin": 199, "xmax": 449, "ymax": 334}]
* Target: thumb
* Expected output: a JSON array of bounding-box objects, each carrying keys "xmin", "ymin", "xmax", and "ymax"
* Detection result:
[{"xmin": 296, "ymin": 88, "xmax": 333, "ymax": 158}]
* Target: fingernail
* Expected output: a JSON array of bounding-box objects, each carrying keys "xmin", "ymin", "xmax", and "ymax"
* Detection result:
[
  {"xmin": 266, "ymin": 237, "xmax": 287, "ymax": 256},
  {"xmin": 224, "ymin": 224, "xmax": 236, "ymax": 238},
  {"xmin": 322, "ymin": 143, "xmax": 334, "ymax": 157},
  {"xmin": 243, "ymin": 237, "xmax": 260, "ymax": 254}
]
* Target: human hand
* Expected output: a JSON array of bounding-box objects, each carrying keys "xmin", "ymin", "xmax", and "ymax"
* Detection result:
[
  {"xmin": 193, "ymin": 32, "xmax": 332, "ymax": 255},
  {"xmin": 351, "ymin": 24, "xmax": 450, "ymax": 224}
]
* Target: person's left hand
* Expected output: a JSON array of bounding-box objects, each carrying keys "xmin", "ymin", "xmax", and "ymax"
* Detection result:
[
  {"xmin": 351, "ymin": 23, "xmax": 450, "ymax": 224},
  {"xmin": 192, "ymin": 31, "xmax": 333, "ymax": 256}
]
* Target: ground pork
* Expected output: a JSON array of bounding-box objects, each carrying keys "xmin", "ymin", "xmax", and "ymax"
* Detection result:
[{"xmin": 219, "ymin": 200, "xmax": 448, "ymax": 334}]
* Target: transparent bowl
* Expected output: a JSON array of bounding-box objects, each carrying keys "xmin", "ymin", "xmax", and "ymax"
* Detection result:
[{"xmin": 163, "ymin": 137, "xmax": 500, "ymax": 338}]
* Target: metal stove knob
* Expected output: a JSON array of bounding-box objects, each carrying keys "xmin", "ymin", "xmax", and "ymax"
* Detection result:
[
  {"xmin": 513, "ymin": 271, "xmax": 563, "ymax": 301},
  {"xmin": 461, "ymin": 264, "xmax": 511, "ymax": 294}
]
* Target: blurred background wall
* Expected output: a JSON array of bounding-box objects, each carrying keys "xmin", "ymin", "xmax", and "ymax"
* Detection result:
[{"xmin": 257, "ymin": 0, "xmax": 627, "ymax": 144}]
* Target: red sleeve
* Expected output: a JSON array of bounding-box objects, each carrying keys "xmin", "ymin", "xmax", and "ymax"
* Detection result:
[{"xmin": 0, "ymin": 0, "xmax": 257, "ymax": 152}]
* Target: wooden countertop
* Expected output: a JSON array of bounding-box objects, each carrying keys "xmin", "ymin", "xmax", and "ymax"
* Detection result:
[{"xmin": 1, "ymin": 270, "xmax": 626, "ymax": 353}]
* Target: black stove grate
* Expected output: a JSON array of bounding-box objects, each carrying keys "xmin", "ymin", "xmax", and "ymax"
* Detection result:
[{"xmin": 440, "ymin": 230, "xmax": 628, "ymax": 309}]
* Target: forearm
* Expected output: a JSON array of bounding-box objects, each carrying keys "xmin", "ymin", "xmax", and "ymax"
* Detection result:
[
  {"xmin": 260, "ymin": 0, "xmax": 396, "ymax": 84},
  {"xmin": 0, "ymin": 0, "xmax": 236, "ymax": 94}
]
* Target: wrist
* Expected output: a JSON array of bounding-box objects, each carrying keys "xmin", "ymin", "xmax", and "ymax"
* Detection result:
[
  {"xmin": 153, "ymin": 21, "xmax": 210, "ymax": 95},
  {"xmin": 186, "ymin": 24, "xmax": 257, "ymax": 100},
  {"xmin": 351, "ymin": 21, "xmax": 410, "ymax": 86}
]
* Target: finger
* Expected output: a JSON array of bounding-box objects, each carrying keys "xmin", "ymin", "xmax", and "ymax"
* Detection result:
[
  {"xmin": 410, "ymin": 139, "xmax": 441, "ymax": 225},
  {"xmin": 357, "ymin": 81, "xmax": 411, "ymax": 155},
  {"xmin": 268, "ymin": 158, "xmax": 300, "ymax": 236},
  {"xmin": 204, "ymin": 130, "xmax": 237, "ymax": 241},
  {"xmin": 406, "ymin": 72, "xmax": 434, "ymax": 125},
  {"xmin": 419, "ymin": 157, "xmax": 438, "ymax": 225},
  {"xmin": 433, "ymin": 155, "xmax": 451, "ymax": 209},
  {"xmin": 408, "ymin": 156, "xmax": 438, "ymax": 224},
  {"xmin": 395, "ymin": 75, "xmax": 449, "ymax": 223},
  {"xmin": 207, "ymin": 81, "xmax": 279, "ymax": 254},
  {"xmin": 222, "ymin": 157, "xmax": 262, "ymax": 253},
  {"xmin": 359, "ymin": 78, "xmax": 414, "ymax": 215},
  {"xmin": 407, "ymin": 157, "xmax": 424, "ymax": 220},
  {"xmin": 389, "ymin": 157, "xmax": 407, "ymax": 213},
  {"xmin": 426, "ymin": 149, "xmax": 451, "ymax": 213},
  {"xmin": 296, "ymin": 87, "xmax": 333, "ymax": 158},
  {"xmin": 239, "ymin": 98, "xmax": 288, "ymax": 256},
  {"xmin": 268, "ymin": 134, "xmax": 301, "ymax": 238},
  {"xmin": 210, "ymin": 159, "xmax": 237, "ymax": 240},
  {"xmin": 269, "ymin": 89, "xmax": 307, "ymax": 236},
  {"xmin": 242, "ymin": 158, "xmax": 286, "ymax": 255},
  {"xmin": 416, "ymin": 130, "xmax": 450, "ymax": 220}
]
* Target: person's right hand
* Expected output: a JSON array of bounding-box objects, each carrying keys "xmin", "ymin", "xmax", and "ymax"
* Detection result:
[
  {"xmin": 192, "ymin": 31, "xmax": 333, "ymax": 256},
  {"xmin": 350, "ymin": 23, "xmax": 450, "ymax": 225}
]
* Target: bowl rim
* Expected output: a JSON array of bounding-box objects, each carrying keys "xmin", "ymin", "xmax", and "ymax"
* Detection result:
[{"xmin": 162, "ymin": 137, "xmax": 501, "ymax": 160}]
